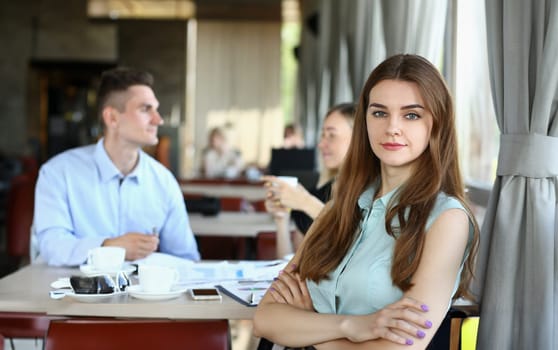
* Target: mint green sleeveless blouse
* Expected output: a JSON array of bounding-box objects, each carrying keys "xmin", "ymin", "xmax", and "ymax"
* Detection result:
[{"xmin": 307, "ymin": 184, "xmax": 473, "ymax": 315}]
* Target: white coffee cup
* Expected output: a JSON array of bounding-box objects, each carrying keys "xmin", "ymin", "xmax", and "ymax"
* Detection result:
[
  {"xmin": 138, "ymin": 265, "xmax": 179, "ymax": 293},
  {"xmin": 277, "ymin": 176, "xmax": 298, "ymax": 187},
  {"xmin": 87, "ymin": 247, "xmax": 125, "ymax": 271}
]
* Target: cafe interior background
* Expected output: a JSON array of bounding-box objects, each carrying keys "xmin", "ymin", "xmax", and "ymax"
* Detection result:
[
  {"xmin": 0, "ymin": 0, "xmax": 498, "ymax": 182},
  {"xmin": 0, "ymin": 0, "xmax": 524, "ymax": 348}
]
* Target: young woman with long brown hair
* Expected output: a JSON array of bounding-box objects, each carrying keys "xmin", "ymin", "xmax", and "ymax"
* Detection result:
[{"xmin": 253, "ymin": 54, "xmax": 479, "ymax": 350}]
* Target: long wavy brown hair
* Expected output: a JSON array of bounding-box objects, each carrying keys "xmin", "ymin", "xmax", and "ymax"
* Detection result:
[{"xmin": 297, "ymin": 54, "xmax": 479, "ymax": 299}]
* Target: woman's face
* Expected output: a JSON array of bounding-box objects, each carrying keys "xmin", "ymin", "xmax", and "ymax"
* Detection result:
[
  {"xmin": 366, "ymin": 79, "xmax": 433, "ymax": 177},
  {"xmin": 210, "ymin": 132, "xmax": 225, "ymax": 150},
  {"xmin": 318, "ymin": 111, "xmax": 353, "ymax": 171}
]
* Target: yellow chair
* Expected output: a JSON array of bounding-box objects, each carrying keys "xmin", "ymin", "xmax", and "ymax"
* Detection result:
[
  {"xmin": 461, "ymin": 317, "xmax": 479, "ymax": 350},
  {"xmin": 450, "ymin": 316, "xmax": 479, "ymax": 350}
]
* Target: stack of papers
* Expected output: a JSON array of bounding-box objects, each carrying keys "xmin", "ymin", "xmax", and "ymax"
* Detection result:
[{"xmin": 134, "ymin": 253, "xmax": 287, "ymax": 305}]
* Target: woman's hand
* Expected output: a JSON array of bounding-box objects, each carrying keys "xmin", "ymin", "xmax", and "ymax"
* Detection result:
[
  {"xmin": 262, "ymin": 176, "xmax": 310, "ymax": 212},
  {"xmin": 339, "ymin": 297, "xmax": 433, "ymax": 345},
  {"xmin": 269, "ymin": 265, "xmax": 314, "ymax": 311},
  {"xmin": 264, "ymin": 194, "xmax": 290, "ymax": 219}
]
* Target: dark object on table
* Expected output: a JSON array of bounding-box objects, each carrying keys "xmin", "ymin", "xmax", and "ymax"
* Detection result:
[
  {"xmin": 69, "ymin": 275, "xmax": 116, "ymax": 294},
  {"xmin": 185, "ymin": 196, "xmax": 221, "ymax": 216}
]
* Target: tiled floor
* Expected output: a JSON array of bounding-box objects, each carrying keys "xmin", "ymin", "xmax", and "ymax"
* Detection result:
[
  {"xmin": 231, "ymin": 320, "xmax": 260, "ymax": 350},
  {"xmin": 3, "ymin": 339, "xmax": 43, "ymax": 350}
]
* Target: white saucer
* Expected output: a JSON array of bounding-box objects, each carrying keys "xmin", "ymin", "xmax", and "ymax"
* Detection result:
[
  {"xmin": 65, "ymin": 291, "xmax": 126, "ymax": 303},
  {"xmin": 127, "ymin": 285, "xmax": 187, "ymax": 301},
  {"xmin": 79, "ymin": 264, "xmax": 136, "ymax": 277}
]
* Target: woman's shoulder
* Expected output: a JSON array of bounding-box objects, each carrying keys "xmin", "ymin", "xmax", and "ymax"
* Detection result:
[
  {"xmin": 427, "ymin": 192, "xmax": 472, "ymax": 236},
  {"xmin": 433, "ymin": 192, "xmax": 465, "ymax": 212}
]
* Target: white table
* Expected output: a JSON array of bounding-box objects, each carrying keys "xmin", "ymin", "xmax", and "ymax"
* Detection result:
[
  {"xmin": 189, "ymin": 212, "xmax": 282, "ymax": 237},
  {"xmin": 181, "ymin": 183, "xmax": 266, "ymax": 202},
  {"xmin": 0, "ymin": 264, "xmax": 254, "ymax": 320}
]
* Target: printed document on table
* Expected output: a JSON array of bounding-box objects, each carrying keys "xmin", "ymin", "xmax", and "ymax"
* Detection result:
[
  {"xmin": 218, "ymin": 280, "xmax": 271, "ymax": 307},
  {"xmin": 135, "ymin": 252, "xmax": 287, "ymax": 289}
]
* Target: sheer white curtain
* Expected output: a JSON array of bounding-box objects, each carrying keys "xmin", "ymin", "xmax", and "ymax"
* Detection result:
[
  {"xmin": 454, "ymin": 0, "xmax": 499, "ymax": 186},
  {"xmin": 190, "ymin": 21, "xmax": 283, "ymax": 175}
]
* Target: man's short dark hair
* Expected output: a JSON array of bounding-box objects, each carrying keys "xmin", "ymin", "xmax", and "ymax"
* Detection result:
[{"xmin": 97, "ymin": 67, "xmax": 154, "ymax": 121}]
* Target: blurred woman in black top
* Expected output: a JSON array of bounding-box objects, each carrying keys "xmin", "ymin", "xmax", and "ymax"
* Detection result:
[{"xmin": 262, "ymin": 103, "xmax": 356, "ymax": 258}]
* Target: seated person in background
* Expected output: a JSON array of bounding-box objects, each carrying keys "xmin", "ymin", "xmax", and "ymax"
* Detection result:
[
  {"xmin": 262, "ymin": 103, "xmax": 355, "ymax": 258},
  {"xmin": 254, "ymin": 54, "xmax": 480, "ymax": 349},
  {"xmin": 201, "ymin": 127, "xmax": 243, "ymax": 179},
  {"xmin": 282, "ymin": 122, "xmax": 306, "ymax": 149},
  {"xmin": 33, "ymin": 67, "xmax": 200, "ymax": 267}
]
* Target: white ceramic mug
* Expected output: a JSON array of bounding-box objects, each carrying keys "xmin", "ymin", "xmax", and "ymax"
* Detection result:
[
  {"xmin": 87, "ymin": 247, "xmax": 125, "ymax": 271},
  {"xmin": 138, "ymin": 265, "xmax": 179, "ymax": 293},
  {"xmin": 277, "ymin": 176, "xmax": 298, "ymax": 187}
]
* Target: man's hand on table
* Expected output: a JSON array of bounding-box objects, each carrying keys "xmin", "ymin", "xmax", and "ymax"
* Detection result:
[{"xmin": 103, "ymin": 232, "xmax": 159, "ymax": 260}]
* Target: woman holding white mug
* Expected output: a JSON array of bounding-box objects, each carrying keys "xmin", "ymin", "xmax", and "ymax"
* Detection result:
[{"xmin": 262, "ymin": 103, "xmax": 355, "ymax": 258}]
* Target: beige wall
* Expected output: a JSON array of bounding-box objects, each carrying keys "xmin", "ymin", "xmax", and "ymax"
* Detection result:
[{"xmin": 183, "ymin": 20, "xmax": 283, "ymax": 177}]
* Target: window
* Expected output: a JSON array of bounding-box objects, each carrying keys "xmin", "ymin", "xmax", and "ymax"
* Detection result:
[{"xmin": 454, "ymin": 0, "xmax": 499, "ymax": 187}]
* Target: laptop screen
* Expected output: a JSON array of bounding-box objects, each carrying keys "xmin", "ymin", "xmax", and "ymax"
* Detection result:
[{"xmin": 268, "ymin": 148, "xmax": 318, "ymax": 189}]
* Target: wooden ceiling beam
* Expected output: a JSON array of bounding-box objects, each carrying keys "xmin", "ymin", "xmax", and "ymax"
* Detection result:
[{"xmin": 195, "ymin": 0, "xmax": 282, "ymax": 21}]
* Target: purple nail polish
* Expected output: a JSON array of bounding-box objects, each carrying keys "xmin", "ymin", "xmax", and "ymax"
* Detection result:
[
  {"xmin": 269, "ymin": 287, "xmax": 275, "ymax": 292},
  {"xmin": 425, "ymin": 320, "xmax": 433, "ymax": 328},
  {"xmin": 421, "ymin": 304, "xmax": 429, "ymax": 312},
  {"xmin": 406, "ymin": 339, "xmax": 413, "ymax": 345},
  {"xmin": 417, "ymin": 330, "xmax": 426, "ymax": 338}
]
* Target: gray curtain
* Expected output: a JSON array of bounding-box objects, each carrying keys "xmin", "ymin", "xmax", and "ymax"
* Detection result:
[
  {"xmin": 296, "ymin": 0, "xmax": 377, "ymax": 144},
  {"xmin": 296, "ymin": 0, "xmax": 447, "ymax": 144},
  {"xmin": 475, "ymin": 1, "xmax": 558, "ymax": 349},
  {"xmin": 296, "ymin": 0, "xmax": 323, "ymax": 145},
  {"xmin": 381, "ymin": 0, "xmax": 448, "ymax": 66}
]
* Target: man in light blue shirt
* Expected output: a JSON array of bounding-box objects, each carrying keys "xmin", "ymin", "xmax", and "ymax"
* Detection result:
[{"xmin": 33, "ymin": 67, "xmax": 200, "ymax": 266}]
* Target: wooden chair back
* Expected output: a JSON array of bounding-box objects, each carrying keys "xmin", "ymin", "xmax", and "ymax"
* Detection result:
[
  {"xmin": 6, "ymin": 172, "xmax": 36, "ymax": 261},
  {"xmin": 45, "ymin": 319, "xmax": 230, "ymax": 350},
  {"xmin": 255, "ymin": 231, "xmax": 277, "ymax": 260}
]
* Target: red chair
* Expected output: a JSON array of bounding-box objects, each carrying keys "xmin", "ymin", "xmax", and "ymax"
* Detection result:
[
  {"xmin": 0, "ymin": 169, "xmax": 43, "ymax": 346},
  {"xmin": 0, "ymin": 312, "xmax": 61, "ymax": 350},
  {"xmin": 45, "ymin": 319, "xmax": 230, "ymax": 350},
  {"xmin": 196, "ymin": 197, "xmax": 248, "ymax": 260},
  {"xmin": 0, "ymin": 172, "xmax": 37, "ymax": 278},
  {"xmin": 196, "ymin": 236, "xmax": 246, "ymax": 260},
  {"xmin": 219, "ymin": 197, "xmax": 245, "ymax": 211},
  {"xmin": 250, "ymin": 199, "xmax": 267, "ymax": 212},
  {"xmin": 255, "ymin": 231, "xmax": 277, "ymax": 260},
  {"xmin": 19, "ymin": 156, "xmax": 38, "ymax": 176},
  {"xmin": 6, "ymin": 172, "xmax": 36, "ymax": 266}
]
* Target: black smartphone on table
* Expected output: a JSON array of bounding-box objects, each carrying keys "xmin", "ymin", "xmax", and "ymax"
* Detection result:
[{"xmin": 189, "ymin": 288, "xmax": 222, "ymax": 300}]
